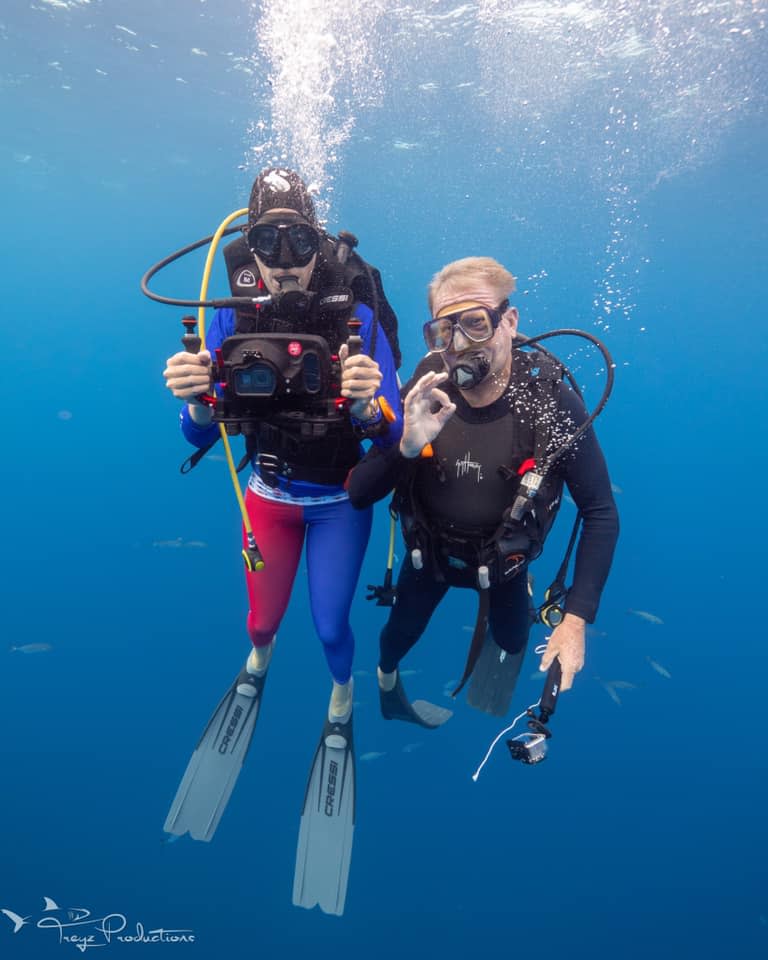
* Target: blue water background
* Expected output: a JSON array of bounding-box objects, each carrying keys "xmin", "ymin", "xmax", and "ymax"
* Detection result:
[{"xmin": 2, "ymin": 1, "xmax": 767, "ymax": 957}]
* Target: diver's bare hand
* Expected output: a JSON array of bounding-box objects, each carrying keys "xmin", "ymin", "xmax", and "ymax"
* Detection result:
[
  {"xmin": 163, "ymin": 350, "xmax": 213, "ymax": 401},
  {"xmin": 339, "ymin": 344, "xmax": 383, "ymax": 418},
  {"xmin": 400, "ymin": 371, "xmax": 456, "ymax": 458},
  {"xmin": 539, "ymin": 613, "xmax": 586, "ymax": 692}
]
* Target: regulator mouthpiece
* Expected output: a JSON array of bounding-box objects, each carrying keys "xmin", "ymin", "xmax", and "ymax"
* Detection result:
[
  {"xmin": 273, "ymin": 276, "xmax": 314, "ymax": 316},
  {"xmin": 449, "ymin": 354, "xmax": 490, "ymax": 389}
]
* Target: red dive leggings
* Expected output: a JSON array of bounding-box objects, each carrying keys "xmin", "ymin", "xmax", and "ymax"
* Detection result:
[{"xmin": 242, "ymin": 486, "xmax": 373, "ymax": 684}]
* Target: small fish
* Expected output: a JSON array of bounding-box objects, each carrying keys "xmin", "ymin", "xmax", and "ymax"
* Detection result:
[
  {"xmin": 646, "ymin": 656, "xmax": 671, "ymax": 679},
  {"xmin": 161, "ymin": 832, "xmax": 181, "ymax": 845},
  {"xmin": 184, "ymin": 540, "xmax": 207, "ymax": 549},
  {"xmin": 353, "ymin": 669, "xmax": 373, "ymax": 678},
  {"xmin": 462, "ymin": 625, "xmax": 474, "ymax": 633},
  {"xmin": 402, "ymin": 742, "xmax": 423, "ymax": 754},
  {"xmin": 599, "ymin": 682, "xmax": 623, "ymax": 706},
  {"xmin": 1, "ymin": 909, "xmax": 30, "ymax": 933},
  {"xmin": 360, "ymin": 751, "xmax": 386, "ymax": 762},
  {"xmin": 595, "ymin": 677, "xmax": 635, "ymax": 705},
  {"xmin": 9, "ymin": 643, "xmax": 53, "ymax": 654},
  {"xmin": 586, "ymin": 626, "xmax": 608, "ymax": 638},
  {"xmin": 628, "ymin": 609, "xmax": 664, "ymax": 625},
  {"xmin": 399, "ymin": 669, "xmax": 421, "ymax": 677},
  {"xmin": 152, "ymin": 537, "xmax": 184, "ymax": 548},
  {"xmin": 610, "ymin": 483, "xmax": 623, "ymax": 494}
]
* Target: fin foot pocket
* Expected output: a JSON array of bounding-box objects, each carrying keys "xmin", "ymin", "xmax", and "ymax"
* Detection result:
[{"xmin": 380, "ymin": 675, "xmax": 453, "ymax": 728}]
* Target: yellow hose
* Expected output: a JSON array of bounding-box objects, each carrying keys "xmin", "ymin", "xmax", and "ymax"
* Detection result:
[
  {"xmin": 197, "ymin": 208, "xmax": 264, "ymax": 571},
  {"xmin": 386, "ymin": 513, "xmax": 396, "ymax": 571},
  {"xmin": 197, "ymin": 208, "xmax": 248, "ymax": 348}
]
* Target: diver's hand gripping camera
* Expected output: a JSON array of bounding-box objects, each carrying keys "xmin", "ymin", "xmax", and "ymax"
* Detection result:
[{"xmin": 506, "ymin": 657, "xmax": 562, "ymax": 764}]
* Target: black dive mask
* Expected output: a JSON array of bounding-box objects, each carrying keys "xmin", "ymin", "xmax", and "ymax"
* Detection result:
[
  {"xmin": 449, "ymin": 352, "xmax": 491, "ymax": 390},
  {"xmin": 246, "ymin": 220, "xmax": 320, "ymax": 268}
]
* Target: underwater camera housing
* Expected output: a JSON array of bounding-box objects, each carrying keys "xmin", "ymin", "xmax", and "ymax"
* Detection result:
[
  {"xmin": 507, "ymin": 731, "xmax": 549, "ymax": 764},
  {"xmin": 211, "ymin": 333, "xmax": 341, "ymax": 431}
]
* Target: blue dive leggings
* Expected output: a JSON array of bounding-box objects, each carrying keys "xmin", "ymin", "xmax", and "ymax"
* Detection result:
[
  {"xmin": 379, "ymin": 553, "xmax": 532, "ymax": 673},
  {"xmin": 242, "ymin": 486, "xmax": 373, "ymax": 684}
]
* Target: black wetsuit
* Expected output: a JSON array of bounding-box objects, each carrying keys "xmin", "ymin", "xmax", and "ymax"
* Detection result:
[{"xmin": 347, "ymin": 353, "xmax": 619, "ymax": 672}]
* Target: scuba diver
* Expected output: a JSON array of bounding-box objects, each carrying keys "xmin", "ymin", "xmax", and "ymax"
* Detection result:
[
  {"xmin": 158, "ymin": 168, "xmax": 402, "ymax": 915},
  {"xmin": 347, "ymin": 256, "xmax": 619, "ymax": 729}
]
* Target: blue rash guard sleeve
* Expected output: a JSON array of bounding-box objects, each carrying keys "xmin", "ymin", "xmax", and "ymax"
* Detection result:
[
  {"xmin": 351, "ymin": 302, "xmax": 403, "ymax": 448},
  {"xmin": 178, "ymin": 303, "xmax": 402, "ymax": 449}
]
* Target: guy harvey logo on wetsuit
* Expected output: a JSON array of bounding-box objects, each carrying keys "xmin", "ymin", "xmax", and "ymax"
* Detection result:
[
  {"xmin": 219, "ymin": 705, "xmax": 243, "ymax": 754},
  {"xmin": 237, "ymin": 268, "xmax": 257, "ymax": 287},
  {"xmin": 325, "ymin": 760, "xmax": 339, "ymax": 815},
  {"xmin": 455, "ymin": 452, "xmax": 483, "ymax": 483}
]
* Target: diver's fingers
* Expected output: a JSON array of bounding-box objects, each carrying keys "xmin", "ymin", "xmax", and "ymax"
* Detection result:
[
  {"xmin": 429, "ymin": 387, "xmax": 454, "ymax": 408},
  {"xmin": 163, "ymin": 352, "xmax": 211, "ymax": 385},
  {"xmin": 406, "ymin": 375, "xmax": 445, "ymax": 414},
  {"xmin": 164, "ymin": 362, "xmax": 211, "ymax": 383},
  {"xmin": 552, "ymin": 647, "xmax": 583, "ymax": 692},
  {"xmin": 539, "ymin": 640, "xmax": 555, "ymax": 673},
  {"xmin": 343, "ymin": 352, "xmax": 379, "ymax": 370},
  {"xmin": 167, "ymin": 373, "xmax": 209, "ymax": 390},
  {"xmin": 165, "ymin": 349, "xmax": 211, "ymax": 369},
  {"xmin": 433, "ymin": 401, "xmax": 457, "ymax": 427},
  {"xmin": 341, "ymin": 374, "xmax": 383, "ymax": 399},
  {"xmin": 167, "ymin": 381, "xmax": 210, "ymax": 400},
  {"xmin": 338, "ymin": 343, "xmax": 348, "ymax": 364},
  {"xmin": 408, "ymin": 371, "xmax": 444, "ymax": 399},
  {"xmin": 342, "ymin": 364, "xmax": 383, "ymax": 385}
]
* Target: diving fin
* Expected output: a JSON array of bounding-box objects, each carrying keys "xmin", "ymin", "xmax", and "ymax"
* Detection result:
[
  {"xmin": 293, "ymin": 715, "xmax": 355, "ymax": 916},
  {"xmin": 379, "ymin": 672, "xmax": 453, "ymax": 729},
  {"xmin": 466, "ymin": 632, "xmax": 524, "ymax": 717},
  {"xmin": 163, "ymin": 666, "xmax": 267, "ymax": 842}
]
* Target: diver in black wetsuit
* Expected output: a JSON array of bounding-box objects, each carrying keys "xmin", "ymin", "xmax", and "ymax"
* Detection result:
[{"xmin": 347, "ymin": 256, "xmax": 619, "ymax": 726}]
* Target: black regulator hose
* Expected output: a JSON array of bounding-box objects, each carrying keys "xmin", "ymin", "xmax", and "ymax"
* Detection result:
[
  {"xmin": 140, "ymin": 227, "xmax": 271, "ymax": 310},
  {"xmin": 513, "ymin": 328, "xmax": 615, "ymax": 471}
]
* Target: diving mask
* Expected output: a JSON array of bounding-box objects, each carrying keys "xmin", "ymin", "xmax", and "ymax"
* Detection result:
[
  {"xmin": 423, "ymin": 300, "xmax": 509, "ymax": 353},
  {"xmin": 246, "ymin": 220, "xmax": 320, "ymax": 268}
]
